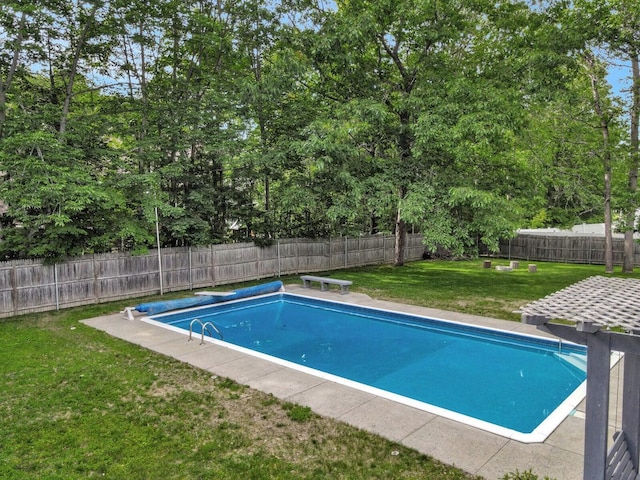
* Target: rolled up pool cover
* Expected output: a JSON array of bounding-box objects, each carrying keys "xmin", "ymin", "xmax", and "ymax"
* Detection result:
[{"xmin": 135, "ymin": 280, "xmax": 284, "ymax": 316}]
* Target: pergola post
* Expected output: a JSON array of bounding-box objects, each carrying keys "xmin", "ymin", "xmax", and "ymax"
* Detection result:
[
  {"xmin": 584, "ymin": 333, "xmax": 611, "ymax": 480},
  {"xmin": 622, "ymin": 353, "xmax": 640, "ymax": 472}
]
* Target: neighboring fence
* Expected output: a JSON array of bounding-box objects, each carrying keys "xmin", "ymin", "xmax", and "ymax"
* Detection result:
[
  {"xmin": 0, "ymin": 234, "xmax": 425, "ymax": 319},
  {"xmin": 497, "ymin": 233, "xmax": 640, "ymax": 266}
]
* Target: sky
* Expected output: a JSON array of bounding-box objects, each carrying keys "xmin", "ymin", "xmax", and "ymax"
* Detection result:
[{"xmin": 607, "ymin": 58, "xmax": 632, "ymax": 99}]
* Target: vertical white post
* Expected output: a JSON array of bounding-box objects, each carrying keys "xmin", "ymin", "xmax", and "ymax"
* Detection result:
[
  {"xmin": 155, "ymin": 206, "xmax": 163, "ymax": 295},
  {"xmin": 54, "ymin": 263, "xmax": 60, "ymax": 310}
]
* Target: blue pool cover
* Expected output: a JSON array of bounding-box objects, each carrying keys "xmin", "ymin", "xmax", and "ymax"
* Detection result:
[{"xmin": 134, "ymin": 280, "xmax": 283, "ymax": 315}]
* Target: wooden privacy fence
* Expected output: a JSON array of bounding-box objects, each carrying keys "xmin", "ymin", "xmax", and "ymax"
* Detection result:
[
  {"xmin": 0, "ymin": 234, "xmax": 425, "ymax": 319},
  {"xmin": 497, "ymin": 233, "xmax": 640, "ymax": 266}
]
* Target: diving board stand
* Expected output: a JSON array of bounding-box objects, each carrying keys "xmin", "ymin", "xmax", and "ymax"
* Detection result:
[{"xmin": 300, "ymin": 275, "xmax": 352, "ymax": 295}]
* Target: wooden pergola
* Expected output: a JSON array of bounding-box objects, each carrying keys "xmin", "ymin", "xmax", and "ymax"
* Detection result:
[{"xmin": 520, "ymin": 276, "xmax": 640, "ymax": 480}]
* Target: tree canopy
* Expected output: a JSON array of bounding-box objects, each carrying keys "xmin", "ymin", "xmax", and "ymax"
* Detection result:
[{"xmin": 0, "ymin": 0, "xmax": 633, "ymax": 263}]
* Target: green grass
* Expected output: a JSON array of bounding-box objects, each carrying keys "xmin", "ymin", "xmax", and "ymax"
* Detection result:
[
  {"xmin": 1, "ymin": 259, "xmax": 632, "ymax": 479},
  {"xmin": 322, "ymin": 259, "xmax": 640, "ymax": 321}
]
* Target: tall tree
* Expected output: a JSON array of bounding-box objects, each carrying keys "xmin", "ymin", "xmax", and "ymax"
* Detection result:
[
  {"xmin": 584, "ymin": 52, "xmax": 617, "ymax": 273},
  {"xmin": 570, "ymin": 0, "xmax": 640, "ymax": 271},
  {"xmin": 0, "ymin": 5, "xmax": 26, "ymax": 138},
  {"xmin": 294, "ymin": 0, "xmax": 569, "ymax": 263},
  {"xmin": 0, "ymin": 0, "xmax": 621, "ymax": 261}
]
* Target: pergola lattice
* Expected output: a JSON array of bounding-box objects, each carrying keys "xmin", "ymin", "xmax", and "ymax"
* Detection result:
[
  {"xmin": 521, "ymin": 276, "xmax": 640, "ymax": 332},
  {"xmin": 520, "ymin": 276, "xmax": 640, "ymax": 480}
]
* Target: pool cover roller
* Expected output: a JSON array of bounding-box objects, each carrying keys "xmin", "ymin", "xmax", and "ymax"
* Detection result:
[{"xmin": 134, "ymin": 280, "xmax": 284, "ymax": 316}]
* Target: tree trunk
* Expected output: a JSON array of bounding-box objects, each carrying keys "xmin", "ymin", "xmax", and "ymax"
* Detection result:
[
  {"xmin": 379, "ymin": 33, "xmax": 415, "ymax": 268},
  {"xmin": 0, "ymin": 11, "xmax": 25, "ymax": 138},
  {"xmin": 604, "ymin": 168, "xmax": 614, "ymax": 273},
  {"xmin": 59, "ymin": 5, "xmax": 98, "ymax": 136},
  {"xmin": 624, "ymin": 52, "xmax": 640, "ymax": 272},
  {"xmin": 586, "ymin": 52, "xmax": 614, "ymax": 273}
]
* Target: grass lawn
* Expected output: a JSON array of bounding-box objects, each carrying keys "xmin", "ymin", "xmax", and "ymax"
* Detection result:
[
  {"xmin": 1, "ymin": 259, "xmax": 632, "ymax": 479},
  {"xmin": 331, "ymin": 259, "xmax": 640, "ymax": 321}
]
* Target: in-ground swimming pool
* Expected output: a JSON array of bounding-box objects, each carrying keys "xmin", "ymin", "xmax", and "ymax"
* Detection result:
[{"xmin": 143, "ymin": 293, "xmax": 588, "ymax": 443}]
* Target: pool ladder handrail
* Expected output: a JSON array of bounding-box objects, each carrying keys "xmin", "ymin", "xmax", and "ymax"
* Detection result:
[{"xmin": 189, "ymin": 318, "xmax": 223, "ymax": 345}]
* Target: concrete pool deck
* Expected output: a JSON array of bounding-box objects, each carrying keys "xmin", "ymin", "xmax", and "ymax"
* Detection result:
[{"xmin": 82, "ymin": 285, "xmax": 623, "ymax": 480}]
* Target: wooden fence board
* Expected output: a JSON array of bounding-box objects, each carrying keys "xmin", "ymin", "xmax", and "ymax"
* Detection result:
[
  {"xmin": 0, "ymin": 234, "xmax": 425, "ymax": 319},
  {"xmin": 499, "ymin": 234, "xmax": 635, "ymax": 266}
]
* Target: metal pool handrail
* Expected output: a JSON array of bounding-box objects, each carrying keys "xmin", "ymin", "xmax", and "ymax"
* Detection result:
[{"xmin": 188, "ymin": 318, "xmax": 223, "ymax": 345}]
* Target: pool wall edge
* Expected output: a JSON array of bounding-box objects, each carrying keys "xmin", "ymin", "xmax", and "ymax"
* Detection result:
[{"xmin": 141, "ymin": 291, "xmax": 591, "ymax": 444}]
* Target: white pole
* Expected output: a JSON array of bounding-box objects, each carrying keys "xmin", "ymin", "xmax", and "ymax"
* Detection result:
[
  {"xmin": 54, "ymin": 263, "xmax": 60, "ymax": 310},
  {"xmin": 155, "ymin": 206, "xmax": 164, "ymax": 295}
]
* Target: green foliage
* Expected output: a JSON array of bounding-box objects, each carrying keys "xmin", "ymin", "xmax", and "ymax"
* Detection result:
[
  {"xmin": 529, "ymin": 209, "xmax": 550, "ymax": 229},
  {"xmin": 514, "ymin": 67, "xmax": 621, "ymax": 229},
  {"xmin": 0, "ymin": 0, "xmax": 627, "ymax": 262},
  {"xmin": 402, "ymin": 184, "xmax": 518, "ymax": 256},
  {"xmin": 0, "ymin": 125, "xmax": 137, "ymax": 260}
]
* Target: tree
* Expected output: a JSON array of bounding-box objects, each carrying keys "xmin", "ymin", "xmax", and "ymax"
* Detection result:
[
  {"xmin": 584, "ymin": 52, "xmax": 618, "ymax": 273},
  {"xmin": 0, "ymin": 1, "xmax": 154, "ymax": 259},
  {"xmin": 0, "ymin": 0, "xmax": 622, "ymax": 262},
  {"xmin": 570, "ymin": 0, "xmax": 640, "ymax": 271},
  {"xmin": 293, "ymin": 0, "xmax": 571, "ymax": 263},
  {"xmin": 0, "ymin": 4, "xmax": 26, "ymax": 138}
]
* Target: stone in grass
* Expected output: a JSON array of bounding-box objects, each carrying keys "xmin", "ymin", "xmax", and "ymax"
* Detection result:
[{"xmin": 495, "ymin": 265, "xmax": 513, "ymax": 272}]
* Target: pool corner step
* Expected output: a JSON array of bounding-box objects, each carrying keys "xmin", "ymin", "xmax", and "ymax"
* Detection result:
[{"xmin": 554, "ymin": 352, "xmax": 587, "ymax": 372}]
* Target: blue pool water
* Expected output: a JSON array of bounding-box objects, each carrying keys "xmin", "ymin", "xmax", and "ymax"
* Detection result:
[{"xmin": 147, "ymin": 293, "xmax": 587, "ymax": 439}]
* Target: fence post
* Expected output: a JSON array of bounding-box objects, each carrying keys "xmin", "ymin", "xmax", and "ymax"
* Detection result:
[
  {"xmin": 405, "ymin": 232, "xmax": 408, "ymax": 263},
  {"xmin": 210, "ymin": 244, "xmax": 216, "ymax": 287},
  {"xmin": 257, "ymin": 243, "xmax": 262, "ymax": 279},
  {"xmin": 155, "ymin": 206, "xmax": 163, "ymax": 295},
  {"xmin": 384, "ymin": 235, "xmax": 387, "ymax": 263},
  {"xmin": 10, "ymin": 265, "xmax": 17, "ymax": 317},
  {"xmin": 344, "ymin": 236, "xmax": 348, "ymax": 269},
  {"xmin": 277, "ymin": 240, "xmax": 281, "ymax": 277},
  {"xmin": 92, "ymin": 254, "xmax": 99, "ymax": 303}
]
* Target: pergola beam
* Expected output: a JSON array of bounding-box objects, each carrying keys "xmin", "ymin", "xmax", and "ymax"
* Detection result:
[{"xmin": 522, "ymin": 318, "xmax": 640, "ymax": 356}]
